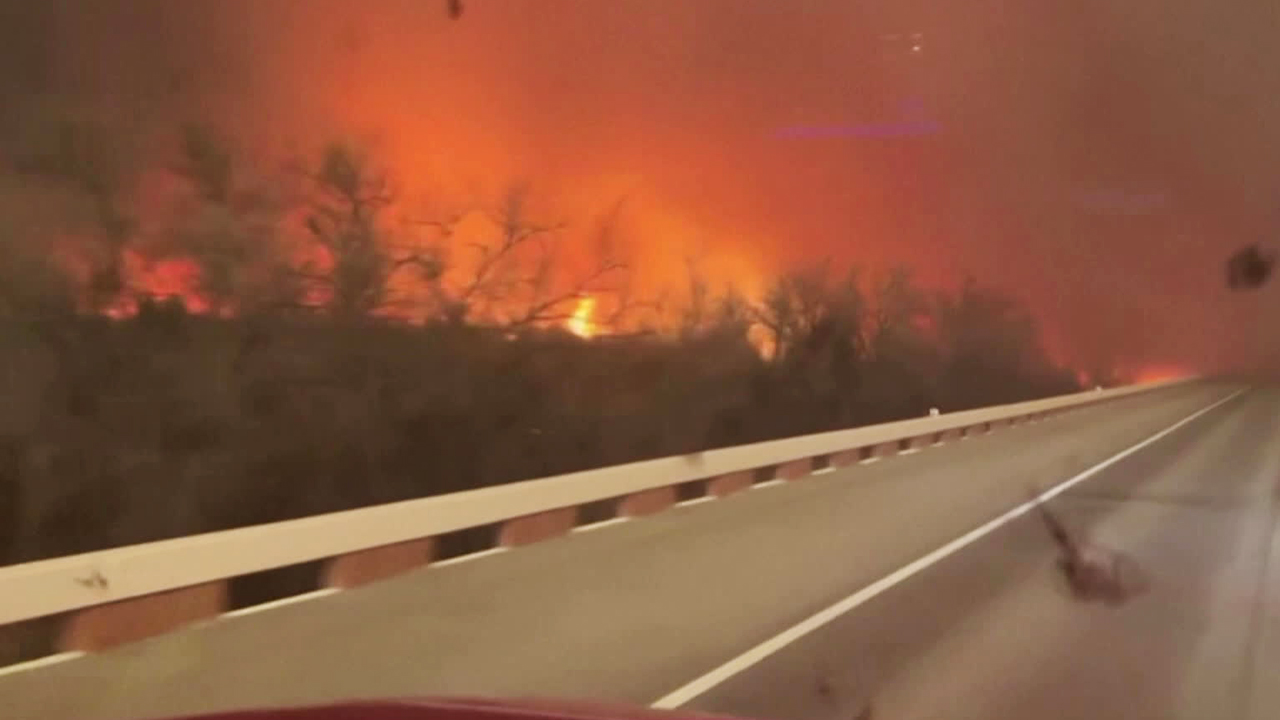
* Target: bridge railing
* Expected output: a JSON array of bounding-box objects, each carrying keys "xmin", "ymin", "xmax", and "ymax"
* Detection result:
[{"xmin": 0, "ymin": 377, "xmax": 1196, "ymax": 661}]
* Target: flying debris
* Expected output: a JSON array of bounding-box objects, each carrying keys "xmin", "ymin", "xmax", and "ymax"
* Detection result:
[
  {"xmin": 1226, "ymin": 244, "xmax": 1274, "ymax": 290},
  {"xmin": 447, "ymin": 0, "xmax": 464, "ymax": 20},
  {"xmin": 1030, "ymin": 492, "xmax": 1150, "ymax": 606}
]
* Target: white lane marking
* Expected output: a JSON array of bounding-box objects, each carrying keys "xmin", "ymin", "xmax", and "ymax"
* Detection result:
[
  {"xmin": 858, "ymin": 456, "xmax": 881, "ymax": 465},
  {"xmin": 677, "ymin": 496, "xmax": 715, "ymax": 508},
  {"xmin": 430, "ymin": 546, "xmax": 510, "ymax": 568},
  {"xmin": 573, "ymin": 517, "xmax": 630, "ymax": 533},
  {"xmin": 221, "ymin": 588, "xmax": 340, "ymax": 619},
  {"xmin": 650, "ymin": 388, "xmax": 1245, "ymax": 709},
  {"xmin": 752, "ymin": 479, "xmax": 785, "ymax": 490},
  {"xmin": 0, "ymin": 651, "xmax": 85, "ymax": 678},
  {"xmin": 811, "ymin": 466, "xmax": 836, "ymax": 476},
  {"xmin": 899, "ymin": 447, "xmax": 922, "ymax": 455}
]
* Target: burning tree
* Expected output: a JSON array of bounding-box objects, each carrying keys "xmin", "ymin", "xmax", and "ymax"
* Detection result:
[
  {"xmin": 420, "ymin": 186, "xmax": 629, "ymax": 331},
  {"xmin": 294, "ymin": 142, "xmax": 440, "ymax": 319},
  {"xmin": 753, "ymin": 261, "xmax": 866, "ymax": 364},
  {"xmin": 752, "ymin": 262, "xmax": 869, "ymax": 429},
  {"xmin": 157, "ymin": 137, "xmax": 633, "ymax": 330},
  {"xmin": 675, "ymin": 255, "xmax": 753, "ymax": 344},
  {"xmin": 9, "ymin": 116, "xmax": 137, "ymax": 313},
  {"xmin": 158, "ymin": 124, "xmax": 302, "ymax": 315},
  {"xmin": 859, "ymin": 267, "xmax": 938, "ymax": 417}
]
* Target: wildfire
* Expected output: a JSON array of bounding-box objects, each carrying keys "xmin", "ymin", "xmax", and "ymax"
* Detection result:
[
  {"xmin": 566, "ymin": 295, "xmax": 597, "ymax": 338},
  {"xmin": 1133, "ymin": 364, "xmax": 1191, "ymax": 384}
]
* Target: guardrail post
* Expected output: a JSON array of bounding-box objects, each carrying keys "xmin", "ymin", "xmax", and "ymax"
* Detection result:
[
  {"xmin": 708, "ymin": 470, "xmax": 753, "ymax": 497},
  {"xmin": 499, "ymin": 507, "xmax": 578, "ymax": 547},
  {"xmin": 777, "ymin": 458, "xmax": 812, "ymax": 480},
  {"xmin": 830, "ymin": 449, "xmax": 863, "ymax": 467},
  {"xmin": 58, "ymin": 581, "xmax": 227, "ymax": 652},
  {"xmin": 900, "ymin": 436, "xmax": 928, "ymax": 453},
  {"xmin": 620, "ymin": 486, "xmax": 677, "ymax": 517},
  {"xmin": 324, "ymin": 537, "xmax": 436, "ymax": 588},
  {"xmin": 867, "ymin": 442, "xmax": 895, "ymax": 461}
]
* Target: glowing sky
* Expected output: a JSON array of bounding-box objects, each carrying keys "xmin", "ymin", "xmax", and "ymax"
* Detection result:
[{"xmin": 3, "ymin": 0, "xmax": 1280, "ymax": 373}]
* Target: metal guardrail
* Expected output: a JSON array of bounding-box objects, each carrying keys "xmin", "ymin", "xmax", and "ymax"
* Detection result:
[{"xmin": 0, "ymin": 377, "xmax": 1196, "ymax": 650}]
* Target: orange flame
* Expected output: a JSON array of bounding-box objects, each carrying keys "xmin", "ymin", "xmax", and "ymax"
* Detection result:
[
  {"xmin": 1133, "ymin": 364, "xmax": 1191, "ymax": 384},
  {"xmin": 566, "ymin": 295, "xmax": 597, "ymax": 338}
]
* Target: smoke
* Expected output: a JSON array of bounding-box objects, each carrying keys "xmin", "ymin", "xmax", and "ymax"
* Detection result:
[{"xmin": 1, "ymin": 0, "xmax": 1278, "ymax": 373}]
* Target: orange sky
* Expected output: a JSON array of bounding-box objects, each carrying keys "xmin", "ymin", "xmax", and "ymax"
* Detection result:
[{"xmin": 6, "ymin": 0, "xmax": 1280, "ymax": 374}]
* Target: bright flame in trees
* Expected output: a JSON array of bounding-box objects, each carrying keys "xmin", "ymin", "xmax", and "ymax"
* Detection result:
[{"xmin": 567, "ymin": 295, "xmax": 597, "ymax": 338}]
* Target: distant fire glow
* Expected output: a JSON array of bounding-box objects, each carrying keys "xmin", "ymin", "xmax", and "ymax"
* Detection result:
[
  {"xmin": 567, "ymin": 296, "xmax": 597, "ymax": 338},
  {"xmin": 1134, "ymin": 365, "xmax": 1190, "ymax": 384}
]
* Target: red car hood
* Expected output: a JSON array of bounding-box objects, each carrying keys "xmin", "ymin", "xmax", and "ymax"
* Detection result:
[{"xmin": 148, "ymin": 697, "xmax": 744, "ymax": 720}]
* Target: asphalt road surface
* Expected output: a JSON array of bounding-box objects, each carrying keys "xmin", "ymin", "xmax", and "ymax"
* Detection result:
[{"xmin": 1, "ymin": 381, "xmax": 1269, "ymax": 720}]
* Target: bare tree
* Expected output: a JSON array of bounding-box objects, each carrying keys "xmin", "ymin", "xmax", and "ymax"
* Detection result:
[
  {"xmin": 934, "ymin": 278, "xmax": 1074, "ymax": 406},
  {"xmin": 750, "ymin": 262, "xmax": 868, "ymax": 427},
  {"xmin": 675, "ymin": 251, "xmax": 731, "ymax": 340},
  {"xmin": 866, "ymin": 267, "xmax": 931, "ymax": 358},
  {"xmin": 11, "ymin": 117, "xmax": 136, "ymax": 312},
  {"xmin": 753, "ymin": 261, "xmax": 865, "ymax": 363},
  {"xmin": 860, "ymin": 266, "xmax": 938, "ymax": 417},
  {"xmin": 159, "ymin": 124, "xmax": 302, "ymax": 315},
  {"xmin": 507, "ymin": 197, "xmax": 630, "ymax": 330},
  {"xmin": 679, "ymin": 255, "xmax": 712, "ymax": 338},
  {"xmin": 295, "ymin": 142, "xmax": 438, "ymax": 319},
  {"xmin": 421, "ymin": 186, "xmax": 628, "ymax": 329},
  {"xmin": 754, "ymin": 265, "xmax": 823, "ymax": 361}
]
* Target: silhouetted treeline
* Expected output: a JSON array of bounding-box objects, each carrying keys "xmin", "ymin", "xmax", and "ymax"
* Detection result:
[{"xmin": 0, "ymin": 276, "xmax": 1076, "ymax": 569}]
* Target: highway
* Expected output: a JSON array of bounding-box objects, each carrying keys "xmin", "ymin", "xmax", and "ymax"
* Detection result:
[{"xmin": 0, "ymin": 380, "xmax": 1271, "ymax": 720}]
